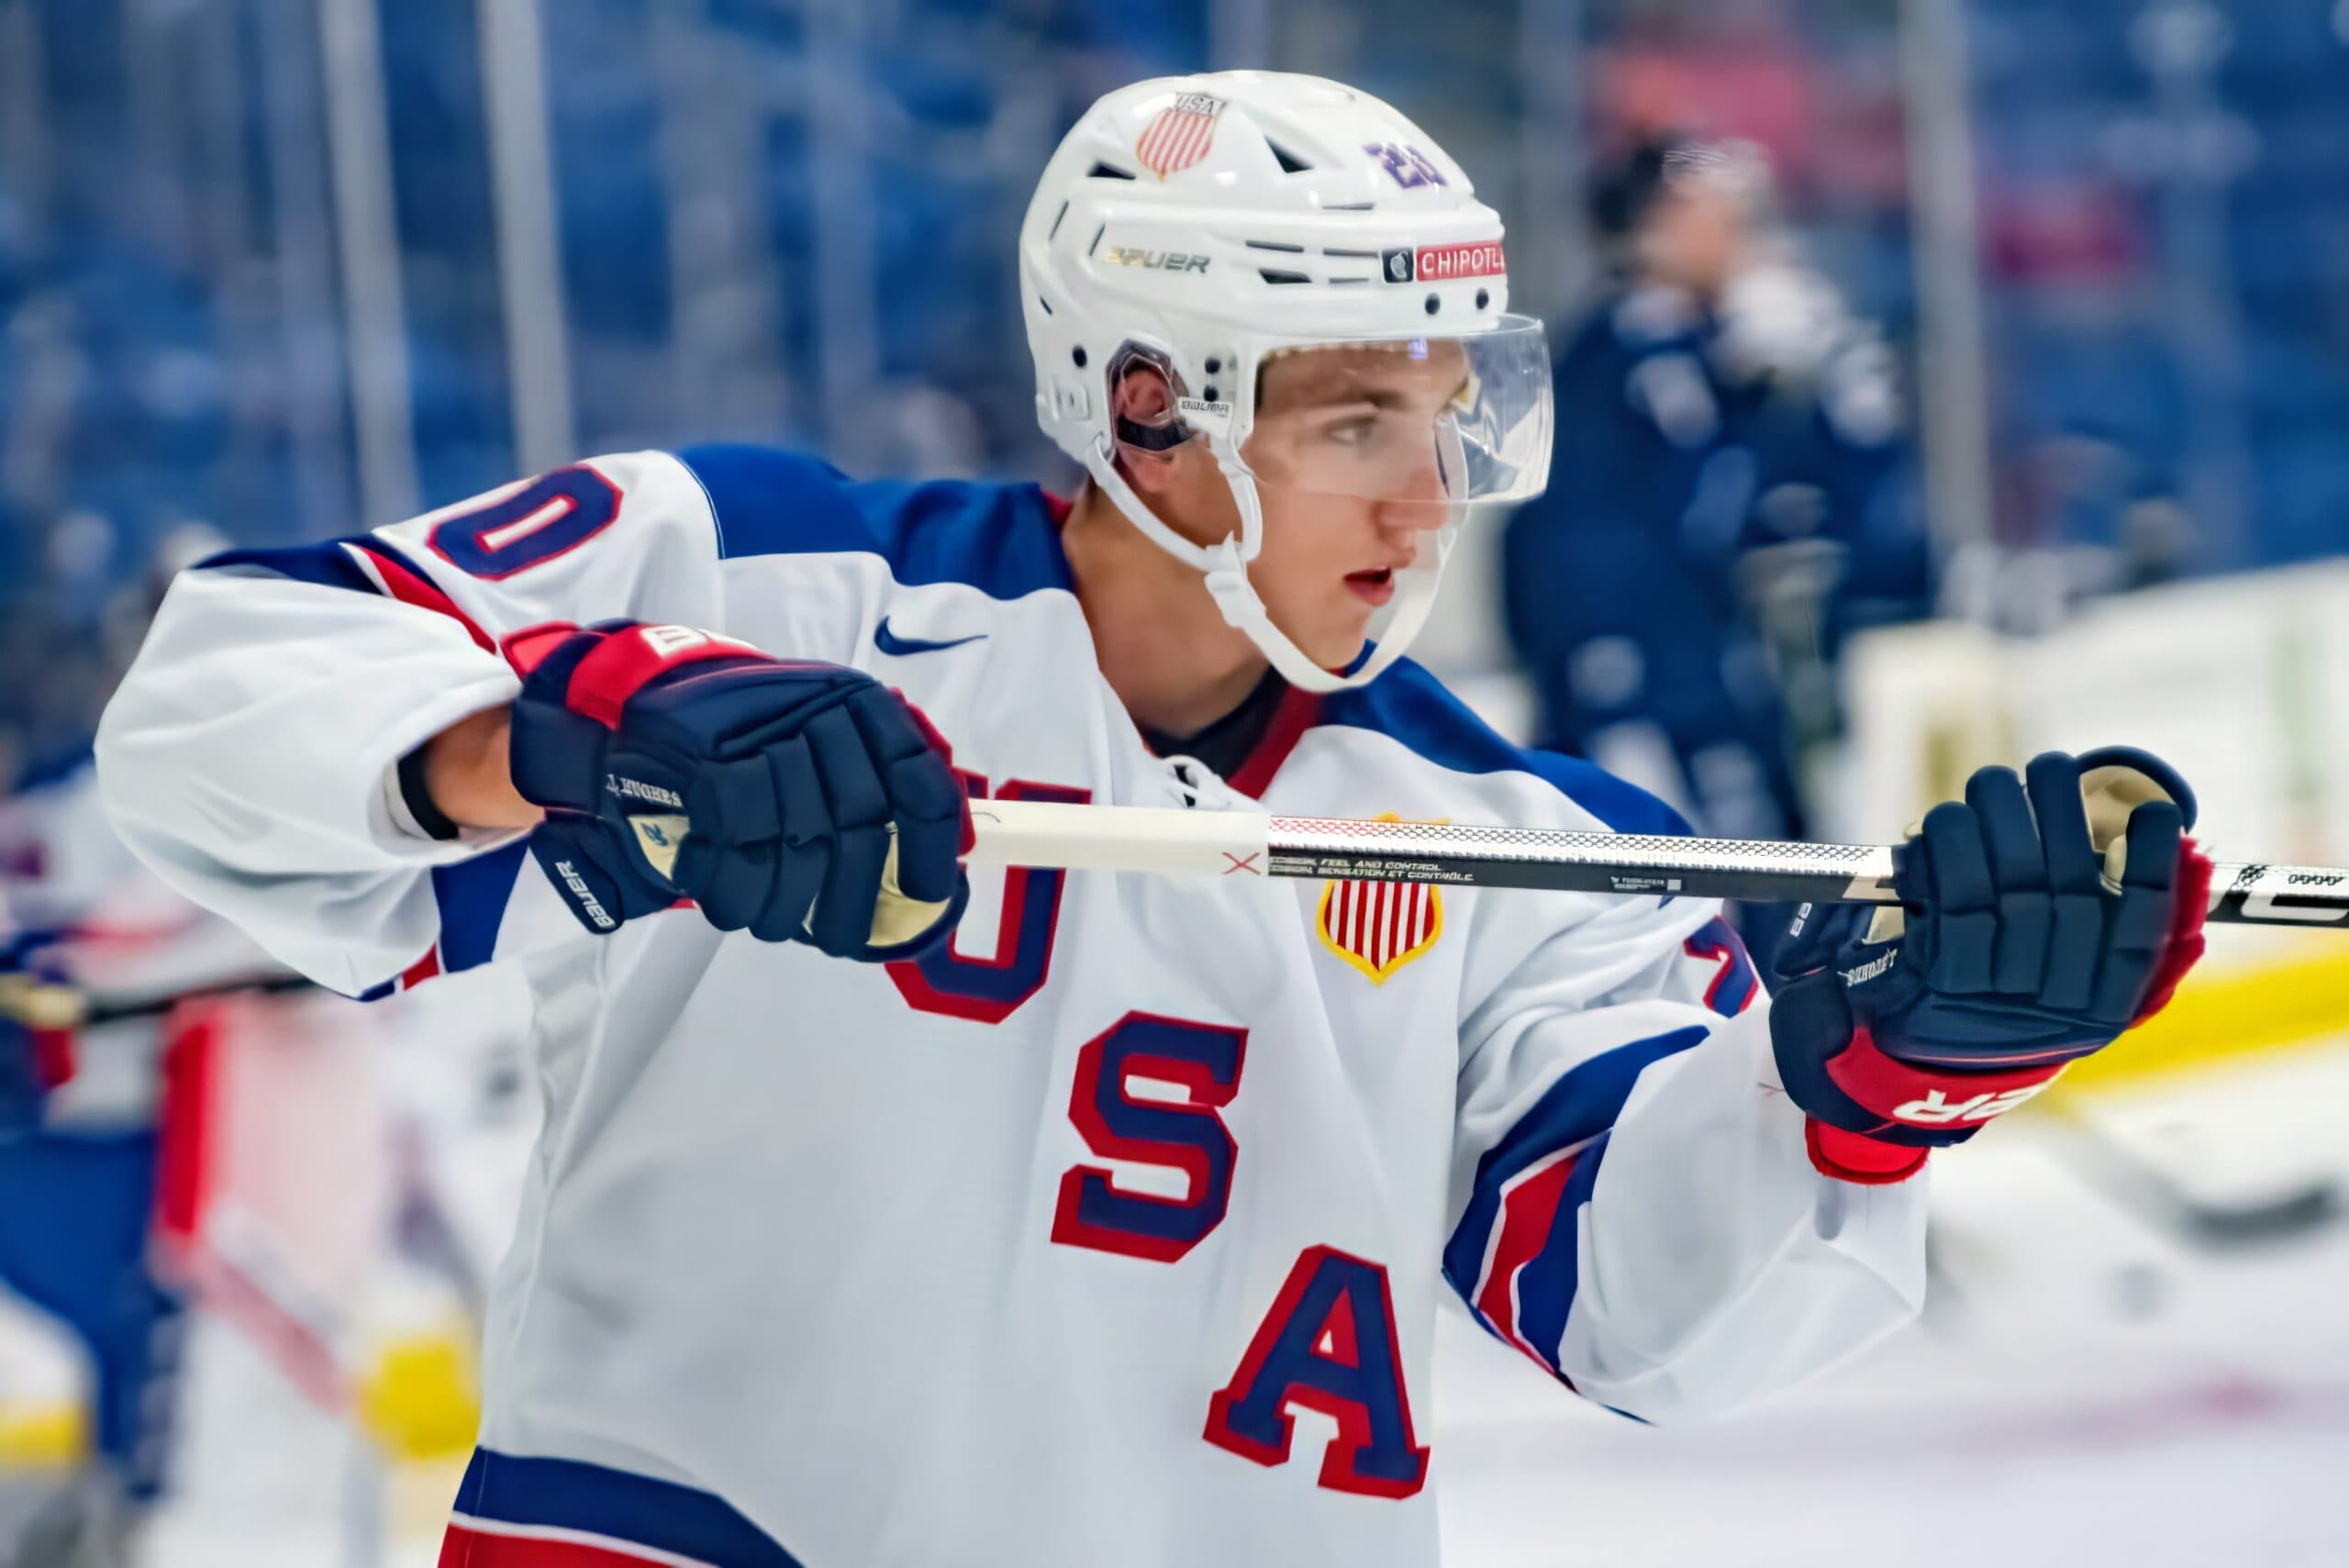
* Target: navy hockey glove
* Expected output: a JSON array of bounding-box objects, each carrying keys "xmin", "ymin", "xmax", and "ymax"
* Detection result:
[
  {"xmin": 507, "ymin": 620, "xmax": 972, "ymax": 960},
  {"xmin": 1769, "ymin": 748, "xmax": 2212, "ymax": 1184}
]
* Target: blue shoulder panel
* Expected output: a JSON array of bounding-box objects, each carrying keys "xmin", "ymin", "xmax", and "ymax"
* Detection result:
[
  {"xmin": 1319, "ymin": 662, "xmax": 1691, "ymax": 837},
  {"xmin": 678, "ymin": 443, "xmax": 1073, "ymax": 601},
  {"xmin": 195, "ymin": 540, "xmax": 380, "ymax": 596}
]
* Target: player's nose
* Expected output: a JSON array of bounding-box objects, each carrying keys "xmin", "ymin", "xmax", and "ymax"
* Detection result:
[
  {"xmin": 1370, "ymin": 439, "xmax": 1451, "ymax": 534},
  {"xmin": 1370, "ymin": 495, "xmax": 1450, "ymax": 546}
]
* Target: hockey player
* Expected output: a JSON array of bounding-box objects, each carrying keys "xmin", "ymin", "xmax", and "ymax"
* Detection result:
[
  {"xmin": 1501, "ymin": 135, "xmax": 1927, "ymax": 941},
  {"xmin": 0, "ymin": 763, "xmax": 217, "ymax": 1566},
  {"xmin": 93, "ymin": 74, "xmax": 2206, "ymax": 1568}
]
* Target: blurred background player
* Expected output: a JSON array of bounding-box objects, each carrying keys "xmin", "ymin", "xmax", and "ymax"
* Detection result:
[
  {"xmin": 0, "ymin": 541, "xmax": 534, "ymax": 1567},
  {"xmin": 1500, "ymin": 133, "xmax": 1930, "ymax": 964},
  {"xmin": 0, "ymin": 786, "xmax": 206, "ymax": 1567},
  {"xmin": 0, "ymin": 537, "xmax": 248, "ymax": 1567}
]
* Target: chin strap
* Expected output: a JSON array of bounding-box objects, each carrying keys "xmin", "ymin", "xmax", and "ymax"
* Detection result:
[
  {"xmin": 1201, "ymin": 539, "xmax": 1448, "ymax": 693},
  {"xmin": 1085, "ymin": 436, "xmax": 1453, "ymax": 695},
  {"xmin": 1087, "ymin": 433, "xmax": 1241, "ymax": 574}
]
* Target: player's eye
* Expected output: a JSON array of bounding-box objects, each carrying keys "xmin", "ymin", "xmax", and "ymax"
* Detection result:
[{"xmin": 1321, "ymin": 416, "xmax": 1381, "ymax": 450}]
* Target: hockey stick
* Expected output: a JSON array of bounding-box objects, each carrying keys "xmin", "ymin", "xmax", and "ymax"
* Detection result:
[
  {"xmin": 7, "ymin": 806, "xmax": 2338, "ymax": 1036},
  {"xmin": 1, "ymin": 926, "xmax": 316, "ymax": 1029},
  {"xmin": 2032, "ymin": 1098, "xmax": 2341, "ymax": 1252},
  {"xmin": 0, "ymin": 970, "xmax": 316, "ymax": 1030},
  {"xmin": 964, "ymin": 800, "xmax": 2349, "ymax": 929}
]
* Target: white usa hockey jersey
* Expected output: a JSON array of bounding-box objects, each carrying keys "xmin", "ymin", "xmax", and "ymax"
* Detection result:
[{"xmin": 95, "ymin": 447, "xmax": 1927, "ymax": 1568}]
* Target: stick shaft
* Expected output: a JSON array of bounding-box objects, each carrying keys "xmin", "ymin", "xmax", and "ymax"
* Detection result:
[
  {"xmin": 17, "ymin": 806, "xmax": 2335, "ymax": 1031},
  {"xmin": 964, "ymin": 800, "xmax": 2349, "ymax": 929}
]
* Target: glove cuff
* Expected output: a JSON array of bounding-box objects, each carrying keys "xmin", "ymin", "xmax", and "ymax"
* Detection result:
[
  {"xmin": 508, "ymin": 696, "xmax": 608, "ymax": 816},
  {"xmin": 509, "ymin": 623, "xmax": 612, "ymax": 813},
  {"xmin": 1824, "ymin": 1027, "xmax": 2065, "ymax": 1136},
  {"xmin": 1771, "ymin": 969, "xmax": 2064, "ymax": 1167},
  {"xmin": 510, "ymin": 621, "xmax": 764, "ymax": 815},
  {"xmin": 563, "ymin": 623, "xmax": 764, "ymax": 727},
  {"xmin": 1805, "ymin": 1121, "xmax": 1929, "ymax": 1185}
]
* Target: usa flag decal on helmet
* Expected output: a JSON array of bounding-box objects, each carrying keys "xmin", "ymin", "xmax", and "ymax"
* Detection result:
[
  {"xmin": 1316, "ymin": 818, "xmax": 1445, "ymax": 984},
  {"xmin": 1136, "ymin": 93, "xmax": 1226, "ymax": 179}
]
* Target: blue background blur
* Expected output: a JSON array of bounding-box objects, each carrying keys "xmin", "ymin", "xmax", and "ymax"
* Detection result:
[{"xmin": 0, "ymin": 0, "xmax": 2343, "ymax": 784}]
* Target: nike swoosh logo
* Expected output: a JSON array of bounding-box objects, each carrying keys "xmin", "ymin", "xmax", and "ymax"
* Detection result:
[{"xmin": 874, "ymin": 617, "xmax": 986, "ymax": 657}]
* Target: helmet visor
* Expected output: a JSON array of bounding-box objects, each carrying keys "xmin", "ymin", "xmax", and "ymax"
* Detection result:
[{"xmin": 1234, "ymin": 315, "xmax": 1552, "ymax": 505}]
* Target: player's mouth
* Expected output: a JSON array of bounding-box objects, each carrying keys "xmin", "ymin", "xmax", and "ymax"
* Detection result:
[{"xmin": 1345, "ymin": 568, "xmax": 1397, "ymax": 606}]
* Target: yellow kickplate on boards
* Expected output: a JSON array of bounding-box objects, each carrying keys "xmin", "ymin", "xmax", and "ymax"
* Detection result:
[{"xmin": 2062, "ymin": 942, "xmax": 2349, "ymax": 1094}]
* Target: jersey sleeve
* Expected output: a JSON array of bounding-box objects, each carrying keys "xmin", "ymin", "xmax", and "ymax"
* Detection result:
[
  {"xmin": 91, "ymin": 450, "xmax": 787, "ymax": 999},
  {"xmin": 1444, "ymin": 891, "xmax": 1927, "ymax": 1423}
]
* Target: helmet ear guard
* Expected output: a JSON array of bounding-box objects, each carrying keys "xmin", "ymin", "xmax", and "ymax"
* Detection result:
[{"xmin": 1104, "ymin": 342, "xmax": 1197, "ymax": 457}]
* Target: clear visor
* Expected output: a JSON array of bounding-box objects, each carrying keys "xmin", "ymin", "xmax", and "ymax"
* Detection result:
[{"xmin": 1232, "ymin": 315, "xmax": 1552, "ymax": 505}]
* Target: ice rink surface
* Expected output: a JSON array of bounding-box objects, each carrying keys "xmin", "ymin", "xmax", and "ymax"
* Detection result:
[{"xmin": 39, "ymin": 1033, "xmax": 2349, "ymax": 1567}]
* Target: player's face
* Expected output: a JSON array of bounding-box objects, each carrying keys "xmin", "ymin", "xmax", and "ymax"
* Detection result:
[
  {"xmin": 1235, "ymin": 342, "xmax": 1469, "ymax": 666},
  {"xmin": 1642, "ymin": 182, "xmax": 1743, "ymax": 297}
]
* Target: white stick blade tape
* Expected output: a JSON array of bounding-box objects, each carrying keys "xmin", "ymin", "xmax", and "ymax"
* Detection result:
[{"xmin": 965, "ymin": 800, "xmax": 1272, "ymax": 877}]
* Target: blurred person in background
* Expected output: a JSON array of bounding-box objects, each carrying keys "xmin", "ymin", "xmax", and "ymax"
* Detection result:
[
  {"xmin": 0, "ymin": 849, "xmax": 241, "ymax": 1568},
  {"xmin": 0, "ymin": 790, "xmax": 208, "ymax": 1568},
  {"xmin": 0, "ymin": 528, "xmax": 244, "ymax": 1566},
  {"xmin": 1501, "ymin": 132, "xmax": 1929, "ymax": 965},
  {"xmin": 0, "ymin": 528, "xmax": 526, "ymax": 1566}
]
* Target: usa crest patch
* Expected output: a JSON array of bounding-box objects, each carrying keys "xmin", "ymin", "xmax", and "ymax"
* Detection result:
[
  {"xmin": 1317, "ymin": 875, "xmax": 1443, "ymax": 984},
  {"xmin": 1136, "ymin": 93, "xmax": 1225, "ymax": 180}
]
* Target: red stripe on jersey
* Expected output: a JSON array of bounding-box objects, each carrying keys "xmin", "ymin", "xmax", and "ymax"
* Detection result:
[
  {"xmin": 440, "ymin": 1521, "xmax": 686, "ymax": 1568},
  {"xmin": 1473, "ymin": 1148, "xmax": 1579, "ymax": 1373},
  {"xmin": 401, "ymin": 946, "xmax": 443, "ymax": 991},
  {"xmin": 355, "ymin": 542, "xmax": 497, "ymax": 654},
  {"xmin": 1226, "ymin": 684, "xmax": 1321, "ymax": 798}
]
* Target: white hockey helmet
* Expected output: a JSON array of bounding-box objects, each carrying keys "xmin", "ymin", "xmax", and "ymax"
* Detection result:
[{"xmin": 1019, "ymin": 72, "xmax": 1553, "ymax": 692}]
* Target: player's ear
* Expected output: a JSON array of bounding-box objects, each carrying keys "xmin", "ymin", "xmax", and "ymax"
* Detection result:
[{"xmin": 1108, "ymin": 358, "xmax": 1187, "ymax": 496}]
